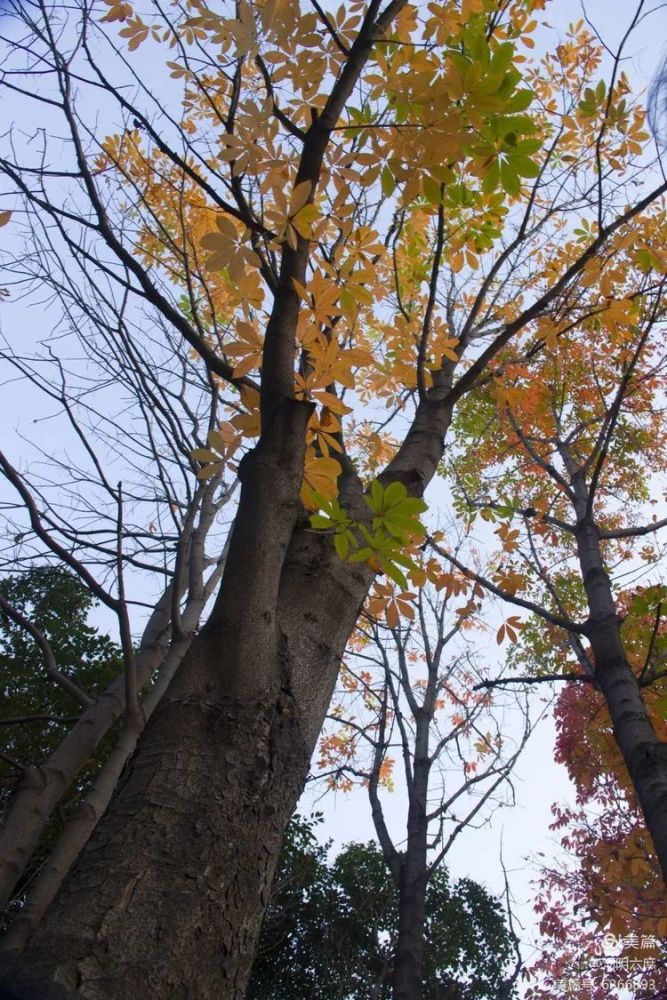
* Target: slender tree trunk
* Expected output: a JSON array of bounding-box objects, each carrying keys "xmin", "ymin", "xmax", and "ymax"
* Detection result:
[
  {"xmin": 0, "ymin": 402, "xmax": 373, "ymax": 998},
  {"xmin": 576, "ymin": 514, "xmax": 667, "ymax": 880},
  {"xmin": 392, "ymin": 728, "xmax": 430, "ymax": 999},
  {"xmin": 0, "ymin": 623, "xmax": 197, "ymax": 962},
  {"xmin": 0, "ymin": 587, "xmax": 182, "ymax": 910},
  {"xmin": 0, "ymin": 634, "xmax": 166, "ymax": 912}
]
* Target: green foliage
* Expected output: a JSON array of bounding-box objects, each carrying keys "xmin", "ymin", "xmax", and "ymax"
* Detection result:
[
  {"xmin": 578, "ymin": 79, "xmax": 607, "ymax": 119},
  {"xmin": 0, "ymin": 569, "xmax": 121, "ymax": 765},
  {"xmin": 248, "ymin": 814, "xmax": 516, "ymax": 1000},
  {"xmin": 310, "ymin": 481, "xmax": 427, "ymax": 589}
]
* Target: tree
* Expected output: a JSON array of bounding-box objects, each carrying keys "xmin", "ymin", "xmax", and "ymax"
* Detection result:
[
  {"xmin": 0, "ymin": 568, "xmax": 122, "ymax": 930},
  {"xmin": 525, "ymin": 670, "xmax": 667, "ymax": 1000},
  {"xmin": 0, "ymin": 1, "xmax": 666, "ymax": 995},
  {"xmin": 317, "ymin": 574, "xmax": 529, "ymax": 998},
  {"xmin": 248, "ymin": 813, "xmax": 516, "ymax": 999},
  {"xmin": 519, "ymin": 594, "xmax": 667, "ymax": 999},
  {"xmin": 437, "ymin": 183, "xmax": 667, "ymax": 870}
]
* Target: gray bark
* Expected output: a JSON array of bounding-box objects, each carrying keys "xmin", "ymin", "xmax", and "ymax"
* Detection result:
[
  {"xmin": 575, "ymin": 512, "xmax": 667, "ymax": 879},
  {"xmin": 392, "ymin": 751, "xmax": 429, "ymax": 999}
]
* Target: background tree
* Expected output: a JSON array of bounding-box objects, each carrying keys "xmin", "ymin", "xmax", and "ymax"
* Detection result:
[
  {"xmin": 437, "ymin": 206, "xmax": 667, "ymax": 867},
  {"xmin": 524, "ymin": 667, "xmax": 667, "ymax": 1000},
  {"xmin": 248, "ymin": 813, "xmax": 516, "ymax": 1000},
  {"xmin": 317, "ymin": 573, "xmax": 529, "ymax": 998},
  {"xmin": 0, "ymin": 568, "xmax": 121, "ymax": 930},
  {"xmin": 0, "ymin": 0, "xmax": 666, "ymax": 995}
]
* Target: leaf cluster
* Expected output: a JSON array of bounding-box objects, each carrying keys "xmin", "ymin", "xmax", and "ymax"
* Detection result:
[{"xmin": 310, "ymin": 480, "xmax": 427, "ymax": 590}]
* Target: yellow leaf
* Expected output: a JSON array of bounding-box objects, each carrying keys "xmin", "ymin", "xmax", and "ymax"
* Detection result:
[
  {"xmin": 208, "ymin": 424, "xmax": 237, "ymax": 454},
  {"xmin": 196, "ymin": 463, "xmax": 221, "ymax": 480},
  {"xmin": 366, "ymin": 597, "xmax": 388, "ymax": 618},
  {"xmin": 289, "ymin": 180, "xmax": 312, "ymax": 217},
  {"xmin": 285, "ymin": 224, "xmax": 299, "ymax": 250},
  {"xmin": 301, "ymin": 452, "xmax": 342, "ymax": 504},
  {"xmin": 312, "ymin": 391, "xmax": 353, "ymax": 415},
  {"xmin": 231, "ymin": 354, "xmax": 260, "ymax": 378},
  {"xmin": 343, "ymin": 348, "xmax": 373, "ymax": 367},
  {"xmin": 191, "ymin": 448, "xmax": 218, "ymax": 462},
  {"xmin": 0, "ymin": 210, "xmax": 12, "ymax": 228},
  {"xmin": 291, "ymin": 203, "xmax": 319, "ymax": 239},
  {"xmin": 385, "ymin": 601, "xmax": 399, "ymax": 628}
]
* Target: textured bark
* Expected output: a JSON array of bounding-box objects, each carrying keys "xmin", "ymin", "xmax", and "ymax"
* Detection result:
[
  {"xmin": 576, "ymin": 514, "xmax": 667, "ymax": 881},
  {"xmin": 0, "ymin": 558, "xmax": 369, "ymax": 999},
  {"xmin": 0, "ymin": 644, "xmax": 309, "ymax": 999}
]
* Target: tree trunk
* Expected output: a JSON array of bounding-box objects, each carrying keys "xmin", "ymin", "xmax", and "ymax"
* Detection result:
[
  {"xmin": 0, "ymin": 401, "xmax": 373, "ymax": 997},
  {"xmin": 576, "ymin": 515, "xmax": 667, "ymax": 881},
  {"xmin": 392, "ymin": 734, "xmax": 430, "ymax": 999},
  {"xmin": 392, "ymin": 834, "xmax": 428, "ymax": 999},
  {"xmin": 0, "ymin": 638, "xmax": 309, "ymax": 998}
]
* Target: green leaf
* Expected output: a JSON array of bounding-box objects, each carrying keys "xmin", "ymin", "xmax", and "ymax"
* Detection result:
[
  {"xmin": 512, "ymin": 138, "xmax": 542, "ymax": 155},
  {"xmin": 310, "ymin": 514, "xmax": 333, "ymax": 530},
  {"xmin": 389, "ymin": 551, "xmax": 420, "ymax": 570},
  {"xmin": 497, "ymin": 113, "xmax": 534, "ymax": 137},
  {"xmin": 511, "ymin": 155, "xmax": 540, "ymax": 178},
  {"xmin": 503, "ymin": 90, "xmax": 534, "ymax": 114},
  {"xmin": 488, "ymin": 42, "xmax": 515, "ymax": 78},
  {"xmin": 349, "ymin": 546, "xmax": 373, "ymax": 563},
  {"xmin": 382, "ymin": 481, "xmax": 408, "ymax": 509},
  {"xmin": 482, "ymin": 159, "xmax": 500, "ymax": 195},
  {"xmin": 380, "ymin": 557, "xmax": 408, "ymax": 591},
  {"xmin": 635, "ymin": 248, "xmax": 653, "ymax": 274},
  {"xmin": 396, "ymin": 496, "xmax": 428, "ymax": 515},
  {"xmin": 334, "ymin": 533, "xmax": 349, "ymax": 559},
  {"xmin": 423, "ymin": 175, "xmax": 444, "ymax": 206},
  {"xmin": 500, "ymin": 160, "xmax": 520, "ymax": 196},
  {"xmin": 383, "ymin": 514, "xmax": 426, "ymax": 539},
  {"xmin": 369, "ymin": 478, "xmax": 384, "ymax": 510},
  {"xmin": 381, "ymin": 165, "xmax": 395, "ymax": 198}
]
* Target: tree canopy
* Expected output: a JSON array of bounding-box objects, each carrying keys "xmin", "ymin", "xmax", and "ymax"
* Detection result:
[{"xmin": 248, "ymin": 814, "xmax": 515, "ymax": 1000}]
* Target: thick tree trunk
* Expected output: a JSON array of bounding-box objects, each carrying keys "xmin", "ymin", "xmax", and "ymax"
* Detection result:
[
  {"xmin": 576, "ymin": 515, "xmax": 667, "ymax": 880},
  {"xmin": 0, "ymin": 401, "xmax": 373, "ymax": 998},
  {"xmin": 0, "ymin": 638, "xmax": 309, "ymax": 999}
]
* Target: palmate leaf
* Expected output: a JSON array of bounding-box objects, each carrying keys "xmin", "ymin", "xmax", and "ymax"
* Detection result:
[
  {"xmin": 365, "ymin": 480, "xmax": 427, "ymax": 542},
  {"xmin": 309, "ymin": 479, "xmax": 426, "ymax": 592}
]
